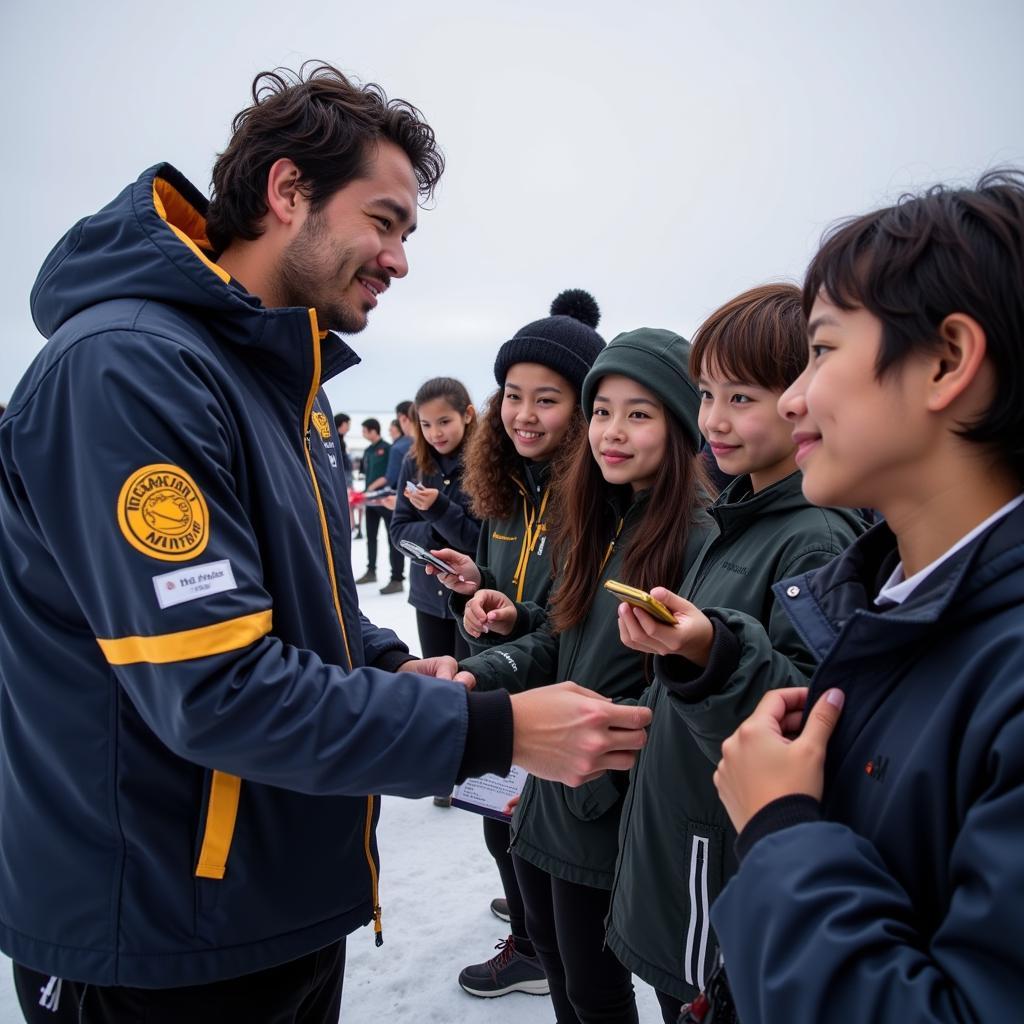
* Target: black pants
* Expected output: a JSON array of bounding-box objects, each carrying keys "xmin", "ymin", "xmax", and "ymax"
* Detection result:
[
  {"xmin": 13, "ymin": 939, "xmax": 346, "ymax": 1023},
  {"xmin": 513, "ymin": 854, "xmax": 637, "ymax": 1024},
  {"xmin": 415, "ymin": 610, "xmax": 470, "ymax": 661},
  {"xmin": 483, "ymin": 816, "xmax": 531, "ymax": 941},
  {"xmin": 365, "ymin": 507, "xmax": 404, "ymax": 581},
  {"xmin": 656, "ymin": 988, "xmax": 684, "ymax": 1024}
]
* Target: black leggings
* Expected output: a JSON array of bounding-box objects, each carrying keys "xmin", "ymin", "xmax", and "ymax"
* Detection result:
[
  {"xmin": 513, "ymin": 853, "xmax": 637, "ymax": 1024},
  {"xmin": 656, "ymin": 989, "xmax": 684, "ymax": 1024},
  {"xmin": 415, "ymin": 610, "xmax": 470, "ymax": 661},
  {"xmin": 483, "ymin": 816, "xmax": 530, "ymax": 940}
]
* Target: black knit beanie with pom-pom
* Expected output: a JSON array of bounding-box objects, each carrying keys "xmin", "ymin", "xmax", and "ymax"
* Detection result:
[{"xmin": 492, "ymin": 289, "xmax": 606, "ymax": 394}]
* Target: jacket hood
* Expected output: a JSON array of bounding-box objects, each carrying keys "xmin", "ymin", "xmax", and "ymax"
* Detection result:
[
  {"xmin": 711, "ymin": 472, "xmax": 865, "ymax": 539},
  {"xmin": 30, "ymin": 163, "xmax": 360, "ymax": 381}
]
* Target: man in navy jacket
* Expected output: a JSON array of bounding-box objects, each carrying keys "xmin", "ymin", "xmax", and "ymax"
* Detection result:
[
  {"xmin": 0, "ymin": 63, "xmax": 651, "ymax": 1022},
  {"xmin": 703, "ymin": 171, "xmax": 1024, "ymax": 1023}
]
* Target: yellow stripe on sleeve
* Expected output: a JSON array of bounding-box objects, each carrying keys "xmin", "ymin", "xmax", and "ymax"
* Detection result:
[{"xmin": 96, "ymin": 610, "xmax": 273, "ymax": 666}]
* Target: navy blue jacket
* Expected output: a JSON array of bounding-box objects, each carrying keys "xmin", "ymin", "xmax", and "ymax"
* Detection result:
[
  {"xmin": 712, "ymin": 506, "xmax": 1024, "ymax": 1023},
  {"xmin": 389, "ymin": 452, "xmax": 480, "ymax": 619},
  {"xmin": 0, "ymin": 164, "xmax": 512, "ymax": 988},
  {"xmin": 385, "ymin": 435, "xmax": 413, "ymax": 489}
]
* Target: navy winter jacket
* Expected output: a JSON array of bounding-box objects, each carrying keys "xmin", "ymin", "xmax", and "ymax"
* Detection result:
[
  {"xmin": 389, "ymin": 451, "xmax": 480, "ymax": 619},
  {"xmin": 712, "ymin": 506, "xmax": 1024, "ymax": 1023},
  {"xmin": 0, "ymin": 164, "xmax": 512, "ymax": 988}
]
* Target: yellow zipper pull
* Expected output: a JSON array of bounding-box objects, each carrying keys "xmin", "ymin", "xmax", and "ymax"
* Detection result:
[{"xmin": 374, "ymin": 904, "xmax": 384, "ymax": 947}]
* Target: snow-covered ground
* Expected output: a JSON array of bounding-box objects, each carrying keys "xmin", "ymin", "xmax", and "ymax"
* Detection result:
[{"xmin": 0, "ymin": 533, "xmax": 659, "ymax": 1021}]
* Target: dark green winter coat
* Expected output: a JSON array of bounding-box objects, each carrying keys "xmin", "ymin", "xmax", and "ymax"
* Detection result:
[
  {"xmin": 451, "ymin": 460, "xmax": 555, "ymax": 652},
  {"xmin": 605, "ymin": 472, "xmax": 865, "ymax": 1001},
  {"xmin": 461, "ymin": 490, "xmax": 714, "ymax": 889}
]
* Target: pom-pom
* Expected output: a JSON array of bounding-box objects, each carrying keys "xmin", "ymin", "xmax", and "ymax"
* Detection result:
[{"xmin": 550, "ymin": 289, "xmax": 600, "ymax": 328}]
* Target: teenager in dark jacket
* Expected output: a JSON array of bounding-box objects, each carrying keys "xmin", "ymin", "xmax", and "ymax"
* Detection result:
[
  {"xmin": 708, "ymin": 171, "xmax": 1024, "ymax": 1023},
  {"xmin": 389, "ymin": 378, "xmax": 480, "ymax": 660},
  {"xmin": 459, "ymin": 329, "xmax": 714, "ymax": 1024},
  {"xmin": 427, "ymin": 290, "xmax": 606, "ymax": 999},
  {"xmin": 608, "ymin": 285, "xmax": 865, "ymax": 1021}
]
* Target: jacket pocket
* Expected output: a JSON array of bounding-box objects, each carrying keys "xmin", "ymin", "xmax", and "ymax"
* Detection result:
[
  {"xmin": 679, "ymin": 823, "xmax": 725, "ymax": 992},
  {"xmin": 563, "ymin": 772, "xmax": 624, "ymax": 822}
]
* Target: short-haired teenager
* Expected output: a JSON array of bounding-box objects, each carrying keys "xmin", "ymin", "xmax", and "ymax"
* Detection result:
[
  {"xmin": 606, "ymin": 284, "xmax": 865, "ymax": 1022},
  {"xmin": 711, "ymin": 171, "xmax": 1024, "ymax": 1022}
]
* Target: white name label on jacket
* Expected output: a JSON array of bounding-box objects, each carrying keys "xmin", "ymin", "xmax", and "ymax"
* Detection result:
[{"xmin": 152, "ymin": 560, "xmax": 238, "ymax": 609}]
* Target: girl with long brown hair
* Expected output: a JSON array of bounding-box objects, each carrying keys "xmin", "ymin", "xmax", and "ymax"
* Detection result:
[
  {"xmin": 427, "ymin": 290, "xmax": 606, "ymax": 1000},
  {"xmin": 458, "ymin": 329, "xmax": 713, "ymax": 1024}
]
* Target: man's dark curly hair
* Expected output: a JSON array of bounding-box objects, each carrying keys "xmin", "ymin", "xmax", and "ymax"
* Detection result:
[{"xmin": 205, "ymin": 61, "xmax": 444, "ymax": 252}]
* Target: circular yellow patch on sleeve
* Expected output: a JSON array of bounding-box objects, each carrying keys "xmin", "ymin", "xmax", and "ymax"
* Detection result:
[{"xmin": 117, "ymin": 464, "xmax": 210, "ymax": 561}]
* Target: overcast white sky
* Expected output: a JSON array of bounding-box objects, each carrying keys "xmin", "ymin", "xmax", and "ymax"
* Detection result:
[{"xmin": 3, "ymin": 0, "xmax": 1023, "ymax": 416}]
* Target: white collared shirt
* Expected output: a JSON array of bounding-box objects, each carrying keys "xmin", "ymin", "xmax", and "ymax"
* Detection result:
[{"xmin": 875, "ymin": 493, "xmax": 1024, "ymax": 607}]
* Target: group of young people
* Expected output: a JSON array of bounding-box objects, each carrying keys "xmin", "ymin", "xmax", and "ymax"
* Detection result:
[
  {"xmin": 3, "ymin": 56, "xmax": 1022, "ymax": 1024},
  {"xmin": 383, "ymin": 172, "xmax": 1024, "ymax": 1024}
]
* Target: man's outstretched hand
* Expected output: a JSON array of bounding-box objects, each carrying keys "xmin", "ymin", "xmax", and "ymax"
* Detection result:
[
  {"xmin": 398, "ymin": 656, "xmax": 476, "ymax": 689},
  {"xmin": 509, "ymin": 683, "xmax": 652, "ymax": 787}
]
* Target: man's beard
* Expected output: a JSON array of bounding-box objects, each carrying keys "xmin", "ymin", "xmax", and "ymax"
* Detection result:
[{"xmin": 274, "ymin": 214, "xmax": 368, "ymax": 334}]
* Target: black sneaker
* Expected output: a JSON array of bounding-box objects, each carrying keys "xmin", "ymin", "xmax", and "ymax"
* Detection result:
[
  {"xmin": 458, "ymin": 936, "xmax": 549, "ymax": 998},
  {"xmin": 379, "ymin": 579, "xmax": 404, "ymax": 595},
  {"xmin": 355, "ymin": 570, "xmax": 377, "ymax": 584},
  {"xmin": 490, "ymin": 898, "xmax": 510, "ymax": 922}
]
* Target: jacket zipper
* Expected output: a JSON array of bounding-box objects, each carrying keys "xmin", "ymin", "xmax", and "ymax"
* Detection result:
[
  {"xmin": 510, "ymin": 479, "xmax": 550, "ymax": 602},
  {"xmin": 603, "ymin": 677, "xmax": 661, "ymax": 941},
  {"xmin": 303, "ymin": 310, "xmax": 382, "ymax": 946}
]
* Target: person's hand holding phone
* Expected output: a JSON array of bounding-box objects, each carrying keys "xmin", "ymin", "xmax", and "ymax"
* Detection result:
[
  {"xmin": 405, "ymin": 484, "xmax": 439, "ymax": 511},
  {"xmin": 464, "ymin": 589, "xmax": 517, "ymax": 638},
  {"xmin": 423, "ymin": 549, "xmax": 481, "ymax": 595},
  {"xmin": 616, "ymin": 587, "xmax": 715, "ymax": 666}
]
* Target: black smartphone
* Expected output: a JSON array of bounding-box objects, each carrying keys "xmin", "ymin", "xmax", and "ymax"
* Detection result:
[{"xmin": 399, "ymin": 539, "xmax": 458, "ymax": 576}]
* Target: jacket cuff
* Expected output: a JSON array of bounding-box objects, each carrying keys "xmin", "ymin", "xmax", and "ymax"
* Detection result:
[
  {"xmin": 373, "ymin": 649, "xmax": 418, "ymax": 673},
  {"xmin": 457, "ymin": 689, "xmax": 514, "ymax": 782},
  {"xmin": 735, "ymin": 794, "xmax": 821, "ymax": 863},
  {"xmin": 420, "ymin": 492, "xmax": 450, "ymax": 521},
  {"xmin": 656, "ymin": 615, "xmax": 741, "ymax": 702}
]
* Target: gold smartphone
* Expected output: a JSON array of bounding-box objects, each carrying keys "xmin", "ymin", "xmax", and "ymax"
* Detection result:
[{"xmin": 604, "ymin": 580, "xmax": 677, "ymax": 625}]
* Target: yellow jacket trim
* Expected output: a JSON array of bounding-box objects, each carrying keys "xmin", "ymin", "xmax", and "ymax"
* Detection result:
[
  {"xmin": 152, "ymin": 179, "xmax": 231, "ymax": 285},
  {"xmin": 195, "ymin": 771, "xmax": 242, "ymax": 879},
  {"xmin": 302, "ymin": 310, "xmax": 383, "ymax": 940},
  {"xmin": 96, "ymin": 610, "xmax": 272, "ymax": 665},
  {"xmin": 511, "ymin": 483, "xmax": 550, "ymax": 602}
]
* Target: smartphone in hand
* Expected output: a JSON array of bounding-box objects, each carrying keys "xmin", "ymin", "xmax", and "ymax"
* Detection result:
[
  {"xmin": 399, "ymin": 539, "xmax": 458, "ymax": 576},
  {"xmin": 603, "ymin": 579, "xmax": 677, "ymax": 625}
]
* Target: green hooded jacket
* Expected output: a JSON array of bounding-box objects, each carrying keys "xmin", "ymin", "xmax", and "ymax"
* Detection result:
[
  {"xmin": 605, "ymin": 471, "xmax": 866, "ymax": 1000},
  {"xmin": 461, "ymin": 490, "xmax": 714, "ymax": 889},
  {"xmin": 451, "ymin": 460, "xmax": 554, "ymax": 651}
]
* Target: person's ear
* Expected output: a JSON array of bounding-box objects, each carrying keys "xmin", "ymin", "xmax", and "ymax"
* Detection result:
[
  {"xmin": 927, "ymin": 313, "xmax": 988, "ymax": 412},
  {"xmin": 465, "ymin": 405, "xmax": 476, "ymax": 425},
  {"xmin": 265, "ymin": 158, "xmax": 305, "ymax": 227}
]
